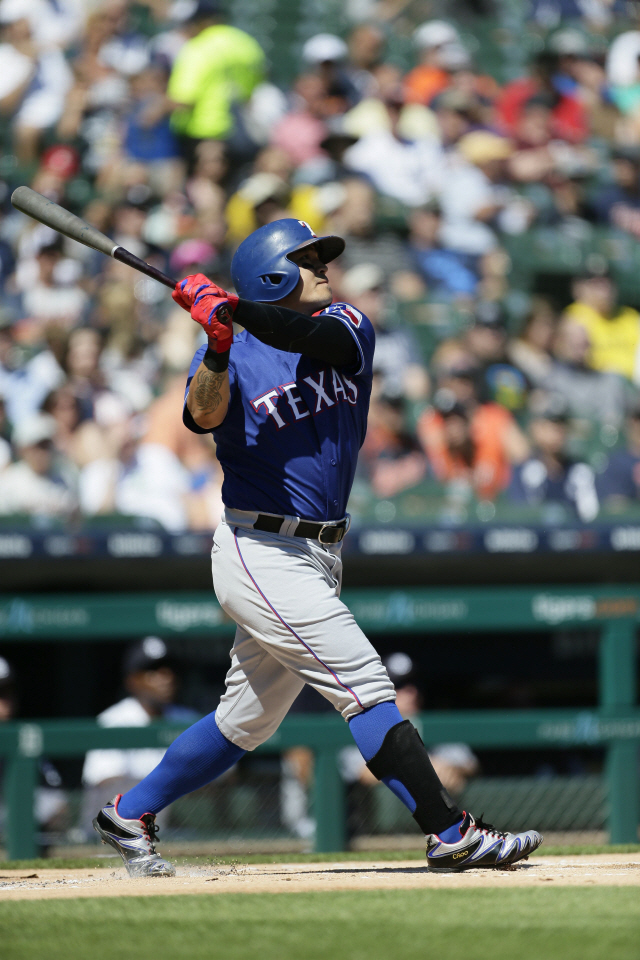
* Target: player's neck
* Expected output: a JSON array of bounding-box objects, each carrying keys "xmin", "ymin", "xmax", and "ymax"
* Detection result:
[{"xmin": 274, "ymin": 294, "xmax": 330, "ymax": 316}]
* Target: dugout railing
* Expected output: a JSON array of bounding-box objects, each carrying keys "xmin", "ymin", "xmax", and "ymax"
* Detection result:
[{"xmin": 0, "ymin": 585, "xmax": 639, "ymax": 858}]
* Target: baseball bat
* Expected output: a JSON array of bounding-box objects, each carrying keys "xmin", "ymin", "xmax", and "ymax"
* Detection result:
[{"xmin": 10, "ymin": 186, "xmax": 176, "ymax": 290}]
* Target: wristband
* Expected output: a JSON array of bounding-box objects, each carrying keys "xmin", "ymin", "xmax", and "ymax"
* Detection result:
[{"xmin": 203, "ymin": 346, "xmax": 230, "ymax": 372}]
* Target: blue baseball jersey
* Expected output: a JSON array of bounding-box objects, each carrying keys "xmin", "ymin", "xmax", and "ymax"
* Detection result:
[{"xmin": 184, "ymin": 302, "xmax": 375, "ymax": 522}]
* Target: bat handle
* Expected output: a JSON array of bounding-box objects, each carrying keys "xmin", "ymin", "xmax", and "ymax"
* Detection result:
[{"xmin": 112, "ymin": 246, "xmax": 176, "ymax": 290}]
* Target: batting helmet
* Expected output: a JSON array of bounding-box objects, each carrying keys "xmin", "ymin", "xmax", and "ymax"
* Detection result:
[{"xmin": 230, "ymin": 219, "xmax": 345, "ymax": 302}]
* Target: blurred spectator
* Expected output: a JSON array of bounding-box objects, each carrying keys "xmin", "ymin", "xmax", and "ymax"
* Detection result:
[
  {"xmin": 408, "ymin": 202, "xmax": 478, "ymax": 300},
  {"xmin": 360, "ymin": 394, "xmax": 427, "ymax": 498},
  {"xmin": 508, "ymin": 397, "xmax": 599, "ymax": 521},
  {"xmin": 0, "ymin": 656, "xmax": 16, "ymax": 722},
  {"xmin": 465, "ymin": 301, "xmax": 529, "ymax": 411},
  {"xmin": 0, "ymin": 413, "xmax": 77, "ymax": 517},
  {"xmin": 80, "ymin": 376, "xmax": 223, "ymax": 531},
  {"xmin": 497, "ymin": 51, "xmax": 588, "ymax": 144},
  {"xmin": 417, "ymin": 385, "xmax": 528, "ymax": 502},
  {"xmin": 301, "ymin": 33, "xmax": 360, "ymax": 110},
  {"xmin": 16, "ymin": 239, "xmax": 88, "ymax": 328},
  {"xmin": 81, "ymin": 637, "xmax": 197, "ymax": 835},
  {"xmin": 508, "ymin": 297, "xmax": 557, "ymax": 385},
  {"xmin": 439, "ymin": 131, "xmax": 521, "ymax": 255},
  {"xmin": 403, "ymin": 20, "xmax": 461, "ymax": 106},
  {"xmin": 0, "ymin": 0, "xmax": 73, "ymax": 161},
  {"xmin": 542, "ymin": 318, "xmax": 627, "ymax": 425},
  {"xmin": 592, "ymin": 149, "xmax": 640, "ymax": 236},
  {"xmin": 597, "ymin": 405, "xmax": 640, "ymax": 510},
  {"xmin": 332, "ymin": 177, "xmax": 408, "ymax": 279},
  {"xmin": 341, "ymin": 262, "xmax": 428, "ymax": 400},
  {"xmin": 343, "ymin": 87, "xmax": 442, "ymax": 207},
  {"xmin": 563, "ymin": 269, "xmax": 640, "ymax": 383},
  {"xmin": 167, "ymin": 0, "xmax": 265, "ymax": 145},
  {"xmin": 0, "ymin": 656, "xmax": 68, "ymax": 835}
]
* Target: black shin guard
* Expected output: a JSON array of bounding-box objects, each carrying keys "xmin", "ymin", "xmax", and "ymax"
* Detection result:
[{"xmin": 366, "ymin": 720, "xmax": 462, "ymax": 835}]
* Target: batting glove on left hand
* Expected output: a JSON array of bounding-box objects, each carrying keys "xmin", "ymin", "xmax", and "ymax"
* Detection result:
[{"xmin": 172, "ymin": 273, "xmax": 239, "ymax": 354}]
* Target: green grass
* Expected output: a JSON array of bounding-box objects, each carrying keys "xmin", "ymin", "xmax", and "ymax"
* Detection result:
[
  {"xmin": 1, "ymin": 888, "xmax": 639, "ymax": 960},
  {"xmin": 1, "ymin": 843, "xmax": 639, "ymax": 872}
]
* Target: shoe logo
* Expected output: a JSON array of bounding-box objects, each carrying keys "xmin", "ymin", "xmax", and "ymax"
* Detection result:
[{"xmin": 452, "ymin": 850, "xmax": 470, "ymax": 859}]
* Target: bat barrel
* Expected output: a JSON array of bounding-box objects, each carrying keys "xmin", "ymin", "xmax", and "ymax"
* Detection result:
[{"xmin": 11, "ymin": 186, "xmax": 176, "ymax": 290}]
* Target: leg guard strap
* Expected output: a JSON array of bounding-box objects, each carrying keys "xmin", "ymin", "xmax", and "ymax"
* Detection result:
[{"xmin": 366, "ymin": 720, "xmax": 462, "ymax": 835}]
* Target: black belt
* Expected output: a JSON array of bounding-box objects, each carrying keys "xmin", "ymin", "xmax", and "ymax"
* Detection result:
[{"xmin": 253, "ymin": 514, "xmax": 350, "ymax": 544}]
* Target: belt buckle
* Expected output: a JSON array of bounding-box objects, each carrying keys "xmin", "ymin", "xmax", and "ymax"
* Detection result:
[{"xmin": 318, "ymin": 516, "xmax": 350, "ymax": 545}]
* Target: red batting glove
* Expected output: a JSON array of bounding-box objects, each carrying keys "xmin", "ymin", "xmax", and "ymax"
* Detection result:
[{"xmin": 172, "ymin": 273, "xmax": 239, "ymax": 354}]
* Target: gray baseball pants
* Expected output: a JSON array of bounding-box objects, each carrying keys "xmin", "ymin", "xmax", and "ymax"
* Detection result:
[{"xmin": 212, "ymin": 511, "xmax": 396, "ymax": 751}]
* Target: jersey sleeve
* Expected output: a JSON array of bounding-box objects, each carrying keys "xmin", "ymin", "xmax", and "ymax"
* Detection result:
[
  {"xmin": 321, "ymin": 302, "xmax": 375, "ymax": 377},
  {"xmin": 183, "ymin": 344, "xmax": 237, "ymax": 434}
]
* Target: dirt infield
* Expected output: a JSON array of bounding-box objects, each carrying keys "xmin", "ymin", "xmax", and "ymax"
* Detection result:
[{"xmin": 0, "ymin": 853, "xmax": 639, "ymax": 900}]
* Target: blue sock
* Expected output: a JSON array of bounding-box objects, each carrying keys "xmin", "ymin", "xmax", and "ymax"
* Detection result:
[
  {"xmin": 349, "ymin": 701, "xmax": 419, "ymax": 813},
  {"xmin": 117, "ymin": 711, "xmax": 245, "ymax": 819},
  {"xmin": 349, "ymin": 702, "xmax": 464, "ymax": 835},
  {"xmin": 438, "ymin": 819, "xmax": 465, "ymax": 842}
]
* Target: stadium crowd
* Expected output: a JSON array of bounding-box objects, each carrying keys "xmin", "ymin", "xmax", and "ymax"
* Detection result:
[{"xmin": 2, "ymin": 0, "xmax": 640, "ymax": 530}]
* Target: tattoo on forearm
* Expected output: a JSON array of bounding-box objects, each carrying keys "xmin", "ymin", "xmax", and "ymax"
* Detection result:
[{"xmin": 192, "ymin": 367, "xmax": 226, "ymax": 412}]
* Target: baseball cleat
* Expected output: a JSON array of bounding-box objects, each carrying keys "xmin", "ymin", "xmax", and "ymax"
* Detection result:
[
  {"xmin": 93, "ymin": 795, "xmax": 176, "ymax": 878},
  {"xmin": 425, "ymin": 811, "xmax": 543, "ymax": 872}
]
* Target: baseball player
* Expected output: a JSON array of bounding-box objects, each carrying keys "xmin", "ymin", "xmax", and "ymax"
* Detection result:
[{"xmin": 93, "ymin": 219, "xmax": 542, "ymax": 876}]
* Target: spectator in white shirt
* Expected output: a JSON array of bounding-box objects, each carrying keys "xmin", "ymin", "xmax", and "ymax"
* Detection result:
[
  {"xmin": 344, "ymin": 90, "xmax": 443, "ymax": 207},
  {"xmin": 0, "ymin": 0, "xmax": 72, "ymax": 161},
  {"xmin": 0, "ymin": 413, "xmax": 77, "ymax": 517},
  {"xmin": 81, "ymin": 637, "xmax": 197, "ymax": 837}
]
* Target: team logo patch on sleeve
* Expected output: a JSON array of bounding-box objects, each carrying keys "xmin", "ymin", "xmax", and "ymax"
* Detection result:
[{"xmin": 326, "ymin": 302, "xmax": 363, "ymax": 328}]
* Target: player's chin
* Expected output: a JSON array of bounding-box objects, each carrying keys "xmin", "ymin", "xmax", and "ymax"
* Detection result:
[{"xmin": 314, "ymin": 286, "xmax": 333, "ymax": 310}]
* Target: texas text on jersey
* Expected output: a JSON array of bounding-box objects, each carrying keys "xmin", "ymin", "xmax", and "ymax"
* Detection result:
[{"xmin": 183, "ymin": 302, "xmax": 375, "ymax": 523}]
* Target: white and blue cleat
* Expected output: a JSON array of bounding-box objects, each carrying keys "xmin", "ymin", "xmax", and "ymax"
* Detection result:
[
  {"xmin": 426, "ymin": 811, "xmax": 543, "ymax": 872},
  {"xmin": 93, "ymin": 795, "xmax": 176, "ymax": 878}
]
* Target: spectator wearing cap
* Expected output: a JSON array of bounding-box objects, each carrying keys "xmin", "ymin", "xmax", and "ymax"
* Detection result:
[
  {"xmin": 403, "ymin": 20, "xmax": 461, "ymax": 107},
  {"xmin": 408, "ymin": 202, "xmax": 478, "ymax": 300},
  {"xmin": 465, "ymin": 301, "xmax": 529, "ymax": 413},
  {"xmin": 81, "ymin": 637, "xmax": 197, "ymax": 834},
  {"xmin": 0, "ymin": 413, "xmax": 77, "ymax": 517},
  {"xmin": 508, "ymin": 396, "xmax": 599, "ymax": 521},
  {"xmin": 301, "ymin": 33, "xmax": 361, "ymax": 111},
  {"xmin": 439, "ymin": 132, "xmax": 525, "ymax": 256},
  {"xmin": 167, "ymin": 0, "xmax": 265, "ymax": 144},
  {"xmin": 596, "ymin": 406, "xmax": 640, "ymax": 510},
  {"xmin": 563, "ymin": 269, "xmax": 640, "ymax": 383}
]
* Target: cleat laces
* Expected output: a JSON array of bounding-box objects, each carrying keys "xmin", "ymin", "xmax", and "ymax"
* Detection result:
[
  {"xmin": 473, "ymin": 814, "xmax": 507, "ymax": 840},
  {"xmin": 140, "ymin": 815, "xmax": 160, "ymax": 854}
]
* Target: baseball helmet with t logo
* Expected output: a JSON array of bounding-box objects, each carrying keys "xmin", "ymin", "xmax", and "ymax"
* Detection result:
[{"xmin": 230, "ymin": 219, "xmax": 345, "ymax": 302}]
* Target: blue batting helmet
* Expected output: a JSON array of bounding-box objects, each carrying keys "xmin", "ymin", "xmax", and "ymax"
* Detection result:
[{"xmin": 230, "ymin": 219, "xmax": 345, "ymax": 302}]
